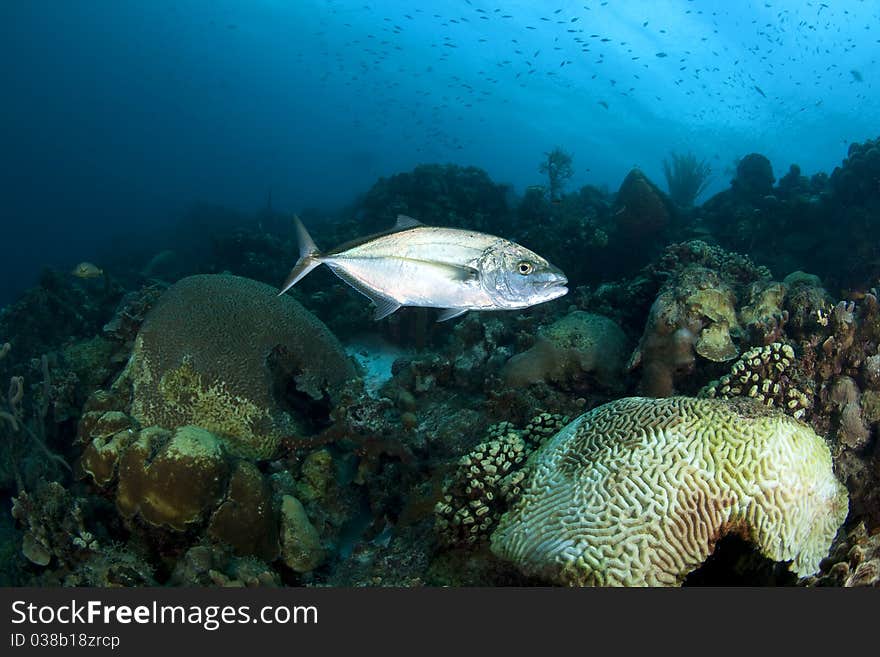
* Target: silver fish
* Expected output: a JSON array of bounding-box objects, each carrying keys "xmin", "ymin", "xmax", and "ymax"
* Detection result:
[{"xmin": 278, "ymin": 215, "xmax": 568, "ymax": 321}]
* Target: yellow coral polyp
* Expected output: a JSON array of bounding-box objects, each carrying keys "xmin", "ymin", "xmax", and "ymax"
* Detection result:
[{"xmin": 145, "ymin": 360, "xmax": 277, "ymax": 460}]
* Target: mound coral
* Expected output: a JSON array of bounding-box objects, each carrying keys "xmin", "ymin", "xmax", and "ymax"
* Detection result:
[
  {"xmin": 207, "ymin": 461, "xmax": 279, "ymax": 561},
  {"xmin": 732, "ymin": 153, "xmax": 775, "ymax": 200},
  {"xmin": 830, "ymin": 136, "xmax": 880, "ymax": 205},
  {"xmin": 118, "ymin": 274, "xmax": 355, "ymax": 460},
  {"xmin": 627, "ymin": 242, "xmax": 785, "ymax": 397},
  {"xmin": 613, "ymin": 168, "xmax": 673, "ymax": 248},
  {"xmin": 116, "ymin": 426, "xmax": 230, "ymax": 532},
  {"xmin": 279, "ymin": 495, "xmax": 326, "ymax": 573},
  {"xmin": 491, "ymin": 397, "xmax": 848, "ymax": 586},
  {"xmin": 502, "ymin": 311, "xmax": 628, "ymax": 391}
]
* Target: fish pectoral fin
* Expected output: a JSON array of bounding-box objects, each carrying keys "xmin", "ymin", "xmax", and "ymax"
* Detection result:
[
  {"xmin": 436, "ymin": 308, "xmax": 469, "ymax": 322},
  {"xmin": 393, "ymin": 214, "xmax": 424, "ymax": 230},
  {"xmin": 408, "ymin": 259, "xmax": 479, "ymax": 282},
  {"xmin": 327, "ymin": 263, "xmax": 402, "ymax": 321},
  {"xmin": 373, "ymin": 298, "xmax": 402, "ymax": 321}
]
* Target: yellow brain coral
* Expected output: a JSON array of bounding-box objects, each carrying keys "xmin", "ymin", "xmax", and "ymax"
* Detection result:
[{"xmin": 491, "ymin": 396, "xmax": 848, "ymax": 586}]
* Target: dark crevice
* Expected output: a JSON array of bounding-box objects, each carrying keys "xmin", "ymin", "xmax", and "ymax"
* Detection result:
[
  {"xmin": 267, "ymin": 345, "xmax": 334, "ymax": 435},
  {"xmin": 683, "ymin": 534, "xmax": 798, "ymax": 586}
]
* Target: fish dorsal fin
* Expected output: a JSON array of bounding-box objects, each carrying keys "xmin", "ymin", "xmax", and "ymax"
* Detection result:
[
  {"xmin": 394, "ymin": 215, "xmax": 424, "ymax": 230},
  {"xmin": 436, "ymin": 308, "xmax": 469, "ymax": 322}
]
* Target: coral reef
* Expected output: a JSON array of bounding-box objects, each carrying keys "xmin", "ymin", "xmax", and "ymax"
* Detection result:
[
  {"xmin": 357, "ymin": 163, "xmax": 511, "ymax": 235},
  {"xmin": 118, "ymin": 274, "xmax": 356, "ymax": 459},
  {"xmin": 8, "ymin": 146, "xmax": 880, "ymax": 589},
  {"xmin": 830, "ymin": 137, "xmax": 880, "ymax": 206},
  {"xmin": 491, "ymin": 397, "xmax": 848, "ymax": 586}
]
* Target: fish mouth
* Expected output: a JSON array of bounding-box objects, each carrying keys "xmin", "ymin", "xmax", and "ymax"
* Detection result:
[
  {"xmin": 542, "ymin": 277, "xmax": 568, "ymax": 299},
  {"xmin": 543, "ymin": 275, "xmax": 568, "ymax": 290}
]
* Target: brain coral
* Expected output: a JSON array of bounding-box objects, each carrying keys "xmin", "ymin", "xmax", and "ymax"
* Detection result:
[
  {"xmin": 491, "ymin": 397, "xmax": 848, "ymax": 586},
  {"xmin": 118, "ymin": 274, "xmax": 356, "ymax": 459}
]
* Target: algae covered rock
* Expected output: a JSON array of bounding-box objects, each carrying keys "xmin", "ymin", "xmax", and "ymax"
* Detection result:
[
  {"xmin": 118, "ymin": 274, "xmax": 356, "ymax": 460},
  {"xmin": 280, "ymin": 495, "xmax": 325, "ymax": 573},
  {"xmin": 491, "ymin": 396, "xmax": 848, "ymax": 586}
]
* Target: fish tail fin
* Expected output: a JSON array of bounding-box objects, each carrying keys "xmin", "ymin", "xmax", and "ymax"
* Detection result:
[{"xmin": 278, "ymin": 215, "xmax": 322, "ymax": 296}]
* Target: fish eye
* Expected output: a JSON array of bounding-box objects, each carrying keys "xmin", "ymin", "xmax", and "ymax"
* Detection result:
[{"xmin": 517, "ymin": 261, "xmax": 534, "ymax": 275}]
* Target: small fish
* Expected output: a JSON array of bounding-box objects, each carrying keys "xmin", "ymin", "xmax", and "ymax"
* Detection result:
[
  {"xmin": 754, "ymin": 85, "xmax": 767, "ymax": 97},
  {"xmin": 279, "ymin": 215, "xmax": 568, "ymax": 321},
  {"xmin": 72, "ymin": 262, "xmax": 103, "ymax": 279}
]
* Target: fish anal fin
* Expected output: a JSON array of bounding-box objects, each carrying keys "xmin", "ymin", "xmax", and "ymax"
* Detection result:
[
  {"xmin": 394, "ymin": 215, "xmax": 424, "ymax": 230},
  {"xmin": 436, "ymin": 308, "xmax": 468, "ymax": 322},
  {"xmin": 327, "ymin": 263, "xmax": 401, "ymax": 320}
]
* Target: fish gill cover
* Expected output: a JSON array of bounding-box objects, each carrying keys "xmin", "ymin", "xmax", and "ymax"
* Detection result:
[{"xmin": 0, "ymin": 1, "xmax": 879, "ymax": 587}]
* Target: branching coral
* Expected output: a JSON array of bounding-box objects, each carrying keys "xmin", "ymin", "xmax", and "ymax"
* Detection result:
[
  {"xmin": 538, "ymin": 147, "xmax": 574, "ymax": 201},
  {"xmin": 1, "ymin": 360, "xmax": 71, "ymax": 492},
  {"xmin": 662, "ymin": 151, "xmax": 712, "ymax": 207},
  {"xmin": 701, "ymin": 343, "xmax": 812, "ymax": 419},
  {"xmin": 434, "ymin": 413, "xmax": 569, "ymax": 549}
]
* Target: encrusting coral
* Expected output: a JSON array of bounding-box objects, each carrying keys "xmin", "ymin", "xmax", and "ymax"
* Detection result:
[{"xmin": 491, "ymin": 397, "xmax": 848, "ymax": 586}]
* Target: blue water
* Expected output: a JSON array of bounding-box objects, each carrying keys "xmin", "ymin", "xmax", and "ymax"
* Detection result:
[{"xmin": 2, "ymin": 0, "xmax": 877, "ymax": 306}]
